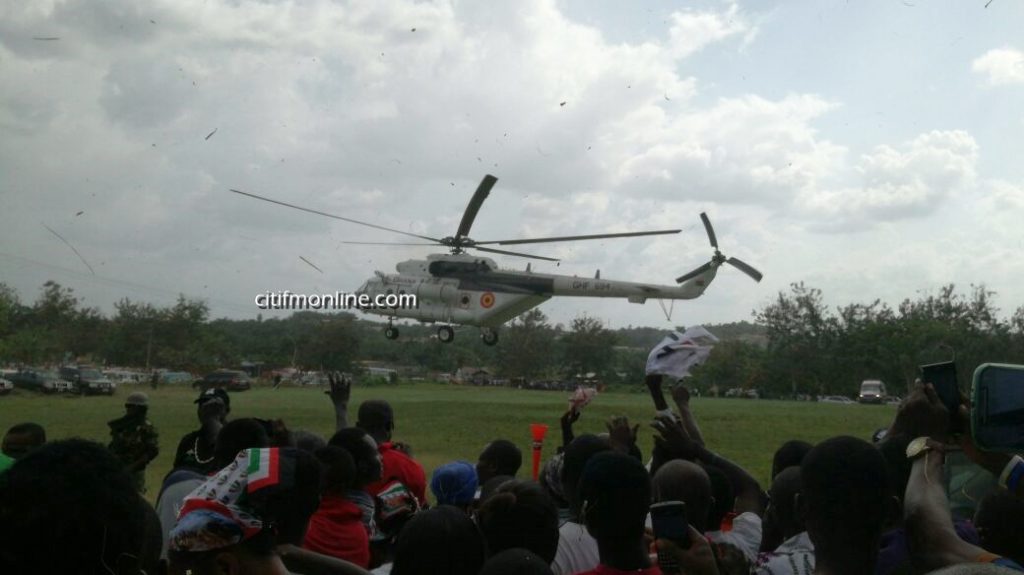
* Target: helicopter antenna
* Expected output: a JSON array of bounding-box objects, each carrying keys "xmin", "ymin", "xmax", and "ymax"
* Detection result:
[{"xmin": 228, "ymin": 189, "xmax": 440, "ymax": 243}]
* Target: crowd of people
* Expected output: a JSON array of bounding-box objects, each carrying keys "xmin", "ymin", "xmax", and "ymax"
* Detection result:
[{"xmin": 0, "ymin": 369, "xmax": 1023, "ymax": 575}]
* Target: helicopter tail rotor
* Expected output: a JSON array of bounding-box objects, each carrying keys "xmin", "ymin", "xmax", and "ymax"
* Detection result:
[
  {"xmin": 675, "ymin": 260, "xmax": 716, "ymax": 284},
  {"xmin": 725, "ymin": 257, "xmax": 763, "ymax": 282},
  {"xmin": 676, "ymin": 213, "xmax": 762, "ymax": 284},
  {"xmin": 700, "ymin": 212, "xmax": 718, "ymax": 249}
]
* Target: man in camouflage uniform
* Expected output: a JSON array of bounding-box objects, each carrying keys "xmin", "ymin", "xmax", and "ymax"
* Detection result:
[{"xmin": 108, "ymin": 391, "xmax": 160, "ymax": 492}]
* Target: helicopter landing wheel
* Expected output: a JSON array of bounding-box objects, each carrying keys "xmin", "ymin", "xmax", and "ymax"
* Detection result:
[
  {"xmin": 384, "ymin": 326, "xmax": 399, "ymax": 340},
  {"xmin": 437, "ymin": 325, "xmax": 455, "ymax": 343},
  {"xmin": 481, "ymin": 329, "xmax": 499, "ymax": 346}
]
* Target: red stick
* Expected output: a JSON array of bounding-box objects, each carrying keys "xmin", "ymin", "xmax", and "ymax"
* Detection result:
[{"xmin": 530, "ymin": 423, "xmax": 549, "ymax": 480}]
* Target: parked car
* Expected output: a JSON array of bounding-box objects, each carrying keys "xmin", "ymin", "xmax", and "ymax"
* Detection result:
[
  {"xmin": 160, "ymin": 371, "xmax": 194, "ymax": 384},
  {"xmin": 0, "ymin": 377, "xmax": 13, "ymax": 395},
  {"xmin": 858, "ymin": 379, "xmax": 888, "ymax": 404},
  {"xmin": 59, "ymin": 365, "xmax": 116, "ymax": 395},
  {"xmin": 9, "ymin": 368, "xmax": 75, "ymax": 394},
  {"xmin": 820, "ymin": 395, "xmax": 855, "ymax": 404},
  {"xmin": 884, "ymin": 396, "xmax": 902, "ymax": 406},
  {"xmin": 196, "ymin": 369, "xmax": 252, "ymax": 392},
  {"xmin": 104, "ymin": 369, "xmax": 147, "ymax": 385},
  {"xmin": 298, "ymin": 372, "xmax": 329, "ymax": 386}
]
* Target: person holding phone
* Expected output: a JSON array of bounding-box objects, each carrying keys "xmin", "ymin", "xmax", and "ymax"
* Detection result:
[
  {"xmin": 897, "ymin": 383, "xmax": 1024, "ymax": 572},
  {"xmin": 574, "ymin": 451, "xmax": 718, "ymax": 575}
]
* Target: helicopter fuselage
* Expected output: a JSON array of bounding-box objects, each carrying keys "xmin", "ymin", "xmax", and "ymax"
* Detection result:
[{"xmin": 355, "ymin": 253, "xmax": 718, "ymax": 328}]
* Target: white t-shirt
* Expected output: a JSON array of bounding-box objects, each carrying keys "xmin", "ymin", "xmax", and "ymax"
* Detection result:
[
  {"xmin": 551, "ymin": 521, "xmax": 600, "ymax": 575},
  {"xmin": 754, "ymin": 531, "xmax": 815, "ymax": 575},
  {"xmin": 707, "ymin": 511, "xmax": 763, "ymax": 564},
  {"xmin": 155, "ymin": 477, "xmax": 204, "ymax": 558}
]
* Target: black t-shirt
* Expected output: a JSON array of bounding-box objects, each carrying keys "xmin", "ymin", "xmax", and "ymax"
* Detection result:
[{"xmin": 173, "ymin": 429, "xmax": 219, "ymax": 475}]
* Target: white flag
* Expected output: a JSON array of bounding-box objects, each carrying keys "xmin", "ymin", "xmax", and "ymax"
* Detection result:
[{"xmin": 645, "ymin": 326, "xmax": 719, "ymax": 379}]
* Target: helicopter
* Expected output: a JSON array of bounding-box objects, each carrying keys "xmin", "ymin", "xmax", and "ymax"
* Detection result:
[{"xmin": 229, "ymin": 174, "xmax": 762, "ymax": 345}]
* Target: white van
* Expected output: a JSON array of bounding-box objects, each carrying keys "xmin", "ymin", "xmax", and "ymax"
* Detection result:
[{"xmin": 858, "ymin": 380, "xmax": 887, "ymax": 404}]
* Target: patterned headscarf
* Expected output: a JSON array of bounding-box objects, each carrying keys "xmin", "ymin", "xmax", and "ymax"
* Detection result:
[
  {"xmin": 169, "ymin": 447, "xmax": 296, "ymax": 552},
  {"xmin": 540, "ymin": 452, "xmax": 566, "ymax": 503}
]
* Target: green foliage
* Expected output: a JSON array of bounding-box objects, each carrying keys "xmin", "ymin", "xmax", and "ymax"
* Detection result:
[
  {"xmin": 562, "ymin": 315, "xmax": 618, "ymax": 380},
  {"xmin": 496, "ymin": 309, "xmax": 558, "ymax": 379},
  {"xmin": 748, "ymin": 283, "xmax": 1024, "ymax": 397}
]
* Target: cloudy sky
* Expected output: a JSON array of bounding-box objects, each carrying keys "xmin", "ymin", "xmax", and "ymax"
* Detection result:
[{"xmin": 2, "ymin": 0, "xmax": 1023, "ymax": 332}]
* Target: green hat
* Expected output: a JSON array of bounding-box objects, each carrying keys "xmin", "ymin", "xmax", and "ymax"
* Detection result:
[{"xmin": 125, "ymin": 391, "xmax": 149, "ymax": 407}]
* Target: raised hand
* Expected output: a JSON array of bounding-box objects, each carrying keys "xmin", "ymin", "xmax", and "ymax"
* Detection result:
[
  {"xmin": 671, "ymin": 383, "xmax": 691, "ymax": 408},
  {"xmin": 326, "ymin": 371, "xmax": 352, "ymax": 404},
  {"xmin": 326, "ymin": 371, "xmax": 352, "ymax": 431},
  {"xmin": 656, "ymin": 526, "xmax": 720, "ymax": 575},
  {"xmin": 651, "ymin": 414, "xmax": 700, "ymax": 461},
  {"xmin": 888, "ymin": 382, "xmax": 950, "ymax": 443},
  {"xmin": 606, "ymin": 415, "xmax": 639, "ymax": 454}
]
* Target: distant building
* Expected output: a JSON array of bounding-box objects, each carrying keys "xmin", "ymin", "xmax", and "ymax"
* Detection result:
[
  {"xmin": 366, "ymin": 366, "xmax": 399, "ymax": 378},
  {"xmin": 454, "ymin": 366, "xmax": 491, "ymax": 385}
]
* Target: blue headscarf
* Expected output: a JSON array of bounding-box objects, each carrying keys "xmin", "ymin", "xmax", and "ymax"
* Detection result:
[{"xmin": 430, "ymin": 460, "xmax": 478, "ymax": 506}]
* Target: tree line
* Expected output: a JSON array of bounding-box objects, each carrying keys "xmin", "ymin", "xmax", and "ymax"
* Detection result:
[
  {"xmin": 0, "ymin": 281, "xmax": 644, "ymax": 379},
  {"xmin": 2, "ymin": 280, "xmax": 1022, "ymax": 396},
  {"xmin": 695, "ymin": 282, "xmax": 1024, "ymax": 397}
]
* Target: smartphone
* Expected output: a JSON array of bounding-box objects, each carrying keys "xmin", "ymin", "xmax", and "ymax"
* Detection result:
[
  {"xmin": 651, "ymin": 500, "xmax": 690, "ymax": 544},
  {"xmin": 921, "ymin": 361, "xmax": 960, "ymax": 425},
  {"xmin": 971, "ymin": 363, "xmax": 1024, "ymax": 452}
]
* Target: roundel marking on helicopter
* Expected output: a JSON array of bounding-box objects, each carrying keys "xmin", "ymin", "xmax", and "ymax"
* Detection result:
[{"xmin": 480, "ymin": 292, "xmax": 495, "ymax": 308}]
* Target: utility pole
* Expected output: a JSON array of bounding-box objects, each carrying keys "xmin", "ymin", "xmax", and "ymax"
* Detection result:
[{"xmin": 145, "ymin": 326, "xmax": 153, "ymax": 370}]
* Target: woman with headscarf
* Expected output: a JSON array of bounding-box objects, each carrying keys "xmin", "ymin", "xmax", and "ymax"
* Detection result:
[
  {"xmin": 167, "ymin": 447, "xmax": 296, "ymax": 575},
  {"xmin": 168, "ymin": 447, "xmax": 370, "ymax": 575},
  {"xmin": 430, "ymin": 460, "xmax": 479, "ymax": 511}
]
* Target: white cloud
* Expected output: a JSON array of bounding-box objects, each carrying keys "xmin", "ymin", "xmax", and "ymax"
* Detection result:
[
  {"xmin": 0, "ymin": 0, "xmax": 1016, "ymax": 329},
  {"xmin": 797, "ymin": 130, "xmax": 978, "ymax": 228},
  {"xmin": 972, "ymin": 47, "xmax": 1024, "ymax": 86},
  {"xmin": 611, "ymin": 93, "xmax": 844, "ymax": 205},
  {"xmin": 667, "ymin": 3, "xmax": 752, "ymax": 59}
]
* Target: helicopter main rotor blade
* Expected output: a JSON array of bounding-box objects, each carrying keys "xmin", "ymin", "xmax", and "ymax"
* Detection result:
[
  {"xmin": 475, "ymin": 229, "xmax": 681, "ymax": 246},
  {"xmin": 338, "ymin": 241, "xmax": 438, "ymax": 246},
  {"xmin": 675, "ymin": 261, "xmax": 715, "ymax": 284},
  {"xmin": 474, "ymin": 245, "xmax": 560, "ymax": 262},
  {"xmin": 455, "ymin": 174, "xmax": 497, "ymax": 240},
  {"xmin": 726, "ymin": 257, "xmax": 763, "ymax": 282},
  {"xmin": 229, "ymin": 189, "xmax": 441, "ymax": 243},
  {"xmin": 700, "ymin": 212, "xmax": 718, "ymax": 249}
]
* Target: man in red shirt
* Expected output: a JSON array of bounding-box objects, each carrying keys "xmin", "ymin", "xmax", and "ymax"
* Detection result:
[
  {"xmin": 303, "ymin": 446, "xmax": 370, "ymax": 568},
  {"xmin": 357, "ymin": 399, "xmax": 427, "ymax": 504},
  {"xmin": 325, "ymin": 374, "xmax": 427, "ymax": 504}
]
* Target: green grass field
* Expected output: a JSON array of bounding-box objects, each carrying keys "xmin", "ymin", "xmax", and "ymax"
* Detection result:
[{"xmin": 1, "ymin": 383, "xmax": 897, "ymax": 503}]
